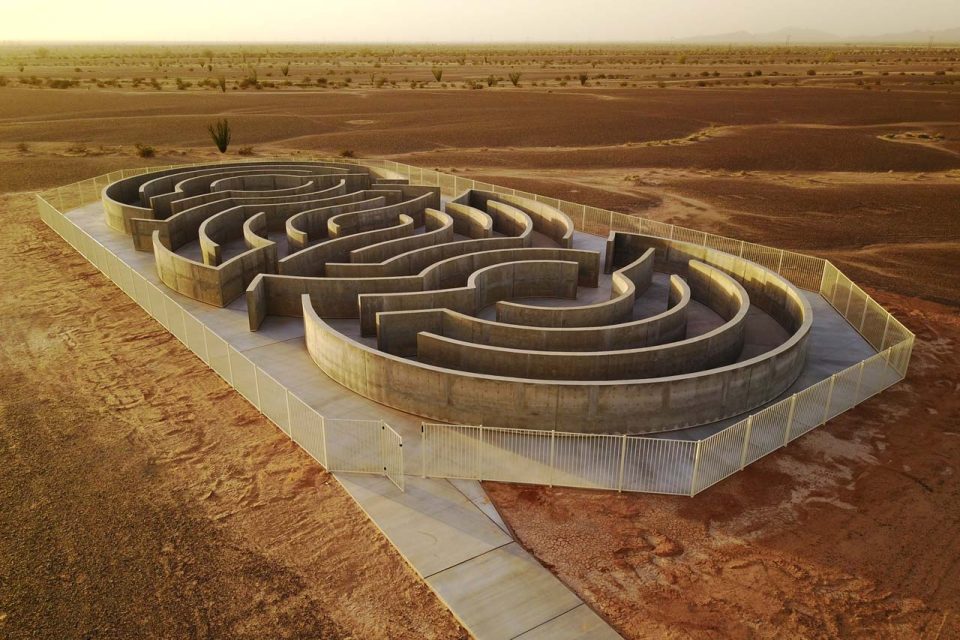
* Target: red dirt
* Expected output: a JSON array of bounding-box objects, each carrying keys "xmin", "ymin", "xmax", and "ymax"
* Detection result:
[{"xmin": 0, "ymin": 190, "xmax": 466, "ymax": 640}]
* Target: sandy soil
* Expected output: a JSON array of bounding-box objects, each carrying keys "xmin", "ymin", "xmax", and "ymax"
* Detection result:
[
  {"xmin": 1, "ymin": 53, "xmax": 958, "ymax": 638},
  {"xmin": 487, "ymin": 292, "xmax": 960, "ymax": 639},
  {"xmin": 0, "ymin": 189, "xmax": 466, "ymax": 639}
]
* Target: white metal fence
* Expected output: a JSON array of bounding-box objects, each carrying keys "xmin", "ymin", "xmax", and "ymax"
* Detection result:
[
  {"xmin": 36, "ymin": 157, "xmax": 914, "ymax": 497},
  {"xmin": 35, "ymin": 186, "xmax": 405, "ymax": 492}
]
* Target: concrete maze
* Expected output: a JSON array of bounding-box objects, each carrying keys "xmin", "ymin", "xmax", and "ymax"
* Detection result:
[{"xmin": 103, "ymin": 161, "xmax": 837, "ymax": 436}]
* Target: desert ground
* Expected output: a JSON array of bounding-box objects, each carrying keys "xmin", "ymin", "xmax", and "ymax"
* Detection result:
[{"xmin": 1, "ymin": 44, "xmax": 958, "ymax": 639}]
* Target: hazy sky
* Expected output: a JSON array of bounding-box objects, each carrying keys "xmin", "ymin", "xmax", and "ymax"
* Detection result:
[{"xmin": 3, "ymin": 0, "xmax": 958, "ymax": 43}]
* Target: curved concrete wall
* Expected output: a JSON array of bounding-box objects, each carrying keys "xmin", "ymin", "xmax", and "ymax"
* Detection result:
[
  {"xmin": 466, "ymin": 190, "xmax": 575, "ymax": 248},
  {"xmin": 153, "ymin": 230, "xmax": 272, "ymax": 307},
  {"xmin": 304, "ymin": 289, "xmax": 808, "ymax": 433},
  {"xmin": 246, "ymin": 272, "xmax": 424, "ymax": 329},
  {"xmin": 285, "ymin": 196, "xmax": 390, "ymax": 250},
  {"xmin": 103, "ymin": 162, "xmax": 367, "ymax": 233},
  {"xmin": 498, "ymin": 248, "xmax": 655, "ymax": 328},
  {"xmin": 167, "ymin": 174, "xmax": 364, "ymax": 216},
  {"xmin": 324, "ymin": 237, "xmax": 526, "ymax": 279},
  {"xmin": 279, "ymin": 215, "xmax": 416, "ymax": 277},
  {"xmin": 444, "ymin": 202, "xmax": 492, "ymax": 239},
  {"xmin": 242, "ymin": 212, "xmax": 278, "ymax": 274},
  {"xmin": 414, "ymin": 261, "xmax": 747, "ymax": 381},
  {"xmin": 376, "ymin": 274, "xmax": 689, "ymax": 357},
  {"xmin": 360, "ymin": 260, "xmax": 581, "ymax": 335},
  {"xmin": 349, "ymin": 208, "xmax": 454, "ymax": 263},
  {"xmin": 418, "ymin": 247, "xmax": 599, "ymax": 291}
]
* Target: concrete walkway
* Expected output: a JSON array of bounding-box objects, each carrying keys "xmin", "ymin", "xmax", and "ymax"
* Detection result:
[{"xmin": 67, "ymin": 201, "xmax": 622, "ymax": 639}]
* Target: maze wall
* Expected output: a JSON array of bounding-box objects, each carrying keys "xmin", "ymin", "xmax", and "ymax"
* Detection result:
[{"xmin": 103, "ymin": 161, "xmax": 816, "ymax": 434}]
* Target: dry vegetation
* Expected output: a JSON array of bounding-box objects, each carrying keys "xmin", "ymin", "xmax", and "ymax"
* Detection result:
[
  {"xmin": 1, "ymin": 43, "xmax": 958, "ymax": 639},
  {"xmin": 1, "ymin": 43, "xmax": 959, "ymax": 93}
]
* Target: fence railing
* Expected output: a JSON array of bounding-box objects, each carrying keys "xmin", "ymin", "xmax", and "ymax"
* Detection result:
[
  {"xmin": 343, "ymin": 157, "xmax": 914, "ymax": 496},
  {"xmin": 36, "ymin": 156, "xmax": 914, "ymax": 497},
  {"xmin": 35, "ymin": 186, "xmax": 404, "ymax": 492}
]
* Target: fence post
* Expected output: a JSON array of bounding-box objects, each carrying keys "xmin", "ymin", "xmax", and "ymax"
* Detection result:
[
  {"xmin": 822, "ymin": 374, "xmax": 837, "ymax": 424},
  {"xmin": 284, "ymin": 390, "xmax": 293, "ymax": 439},
  {"xmin": 420, "ymin": 423, "xmax": 427, "ymax": 478},
  {"xmin": 783, "ymin": 395, "xmax": 797, "ymax": 447},
  {"xmin": 616, "ymin": 434, "xmax": 627, "ymax": 492},
  {"xmin": 739, "ymin": 416, "xmax": 754, "ymax": 470},
  {"xmin": 843, "ymin": 285, "xmax": 855, "ymax": 318},
  {"xmin": 226, "ymin": 346, "xmax": 235, "ymax": 385},
  {"xmin": 776, "ymin": 250, "xmax": 784, "ymax": 275},
  {"xmin": 478, "ymin": 425, "xmax": 484, "ymax": 481},
  {"xmin": 319, "ymin": 415, "xmax": 328, "ymax": 469},
  {"xmin": 380, "ymin": 420, "xmax": 387, "ymax": 475},
  {"xmin": 689, "ymin": 440, "xmax": 703, "ymax": 497},
  {"xmin": 879, "ymin": 314, "xmax": 891, "ymax": 350},
  {"xmin": 854, "ymin": 360, "xmax": 866, "ymax": 401},
  {"xmin": 548, "ymin": 430, "xmax": 556, "ymax": 487}
]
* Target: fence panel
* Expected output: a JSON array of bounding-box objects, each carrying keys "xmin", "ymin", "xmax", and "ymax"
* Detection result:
[
  {"xmin": 827, "ymin": 364, "xmax": 862, "ymax": 421},
  {"xmin": 204, "ymin": 328, "xmax": 232, "ymax": 384},
  {"xmin": 256, "ymin": 368, "xmax": 290, "ymax": 435},
  {"xmin": 621, "ymin": 437, "xmax": 696, "ymax": 495},
  {"xmin": 788, "ymin": 377, "xmax": 833, "ymax": 442},
  {"xmin": 380, "ymin": 423, "xmax": 404, "ymax": 491},
  {"xmin": 147, "ymin": 284, "xmax": 169, "ymax": 328},
  {"xmin": 743, "ymin": 398, "xmax": 794, "ymax": 466},
  {"xmin": 324, "ymin": 418, "xmax": 382, "ymax": 474},
  {"xmin": 421, "ymin": 423, "xmax": 482, "ymax": 480},
  {"xmin": 481, "ymin": 427, "xmax": 553, "ymax": 484},
  {"xmin": 228, "ymin": 348, "xmax": 260, "ymax": 409},
  {"xmin": 551, "ymin": 432, "xmax": 621, "ymax": 490},
  {"xmin": 164, "ymin": 297, "xmax": 187, "ymax": 345},
  {"xmin": 182, "ymin": 311, "xmax": 208, "ymax": 363},
  {"xmin": 288, "ymin": 392, "xmax": 326, "ymax": 466},
  {"xmin": 693, "ymin": 419, "xmax": 750, "ymax": 494}
]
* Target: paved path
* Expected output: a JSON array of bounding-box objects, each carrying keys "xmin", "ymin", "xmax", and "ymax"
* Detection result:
[{"xmin": 68, "ymin": 201, "xmax": 622, "ymax": 640}]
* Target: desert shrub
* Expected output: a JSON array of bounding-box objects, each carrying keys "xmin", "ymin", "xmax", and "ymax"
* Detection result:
[
  {"xmin": 47, "ymin": 78, "xmax": 79, "ymax": 89},
  {"xmin": 316, "ymin": 77, "xmax": 327, "ymax": 86},
  {"xmin": 0, "ymin": 76, "xmax": 7, "ymax": 87},
  {"xmin": 280, "ymin": 63, "xmax": 290, "ymax": 77},
  {"xmin": 207, "ymin": 119, "xmax": 231, "ymax": 153},
  {"xmin": 508, "ymin": 71, "xmax": 521, "ymax": 86},
  {"xmin": 149, "ymin": 78, "xmax": 162, "ymax": 90},
  {"xmin": 66, "ymin": 142, "xmax": 88, "ymax": 154},
  {"xmin": 806, "ymin": 69, "xmax": 817, "ymax": 76},
  {"xmin": 175, "ymin": 77, "xmax": 192, "ymax": 90},
  {"xmin": 16, "ymin": 142, "xmax": 29, "ymax": 152},
  {"xmin": 657, "ymin": 80, "xmax": 666, "ymax": 88},
  {"xmin": 578, "ymin": 73, "xmax": 588, "ymax": 86},
  {"xmin": 216, "ymin": 75, "xmax": 227, "ymax": 92},
  {"xmin": 339, "ymin": 149, "xmax": 356, "ymax": 158},
  {"xmin": 131, "ymin": 77, "xmax": 144, "ymax": 87},
  {"xmin": 134, "ymin": 143, "xmax": 155, "ymax": 158},
  {"xmin": 486, "ymin": 75, "xmax": 496, "ymax": 87},
  {"xmin": 238, "ymin": 146, "xmax": 254, "ymax": 156},
  {"xmin": 432, "ymin": 67, "xmax": 443, "ymax": 82},
  {"xmin": 374, "ymin": 76, "xmax": 386, "ymax": 88}
]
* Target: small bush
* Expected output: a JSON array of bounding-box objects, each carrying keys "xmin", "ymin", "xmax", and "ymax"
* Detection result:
[
  {"xmin": 431, "ymin": 67, "xmax": 443, "ymax": 82},
  {"xmin": 280, "ymin": 63, "xmax": 290, "ymax": 77},
  {"xmin": 339, "ymin": 149, "xmax": 356, "ymax": 158},
  {"xmin": 134, "ymin": 143, "xmax": 155, "ymax": 158},
  {"xmin": 238, "ymin": 146, "xmax": 254, "ymax": 156},
  {"xmin": 0, "ymin": 76, "xmax": 7, "ymax": 87},
  {"xmin": 16, "ymin": 142, "xmax": 29, "ymax": 153},
  {"xmin": 207, "ymin": 118, "xmax": 231, "ymax": 153},
  {"xmin": 508, "ymin": 71, "xmax": 521, "ymax": 87},
  {"xmin": 66, "ymin": 142, "xmax": 88, "ymax": 154},
  {"xmin": 806, "ymin": 69, "xmax": 817, "ymax": 76},
  {"xmin": 578, "ymin": 73, "xmax": 588, "ymax": 86}
]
